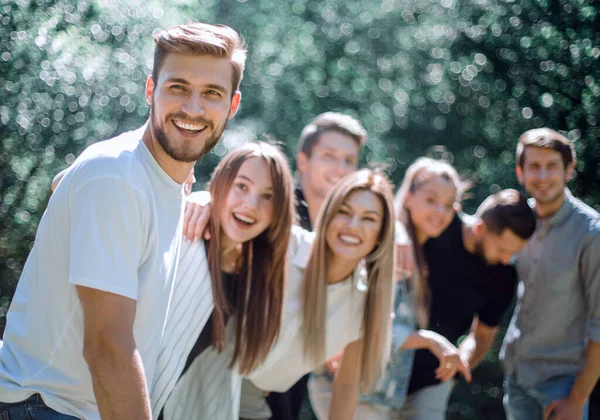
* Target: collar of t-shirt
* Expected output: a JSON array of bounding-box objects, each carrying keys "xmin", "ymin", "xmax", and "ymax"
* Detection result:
[{"xmin": 136, "ymin": 123, "xmax": 185, "ymax": 197}]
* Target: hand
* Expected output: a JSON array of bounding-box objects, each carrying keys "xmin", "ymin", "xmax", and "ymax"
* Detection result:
[
  {"xmin": 325, "ymin": 351, "xmax": 344, "ymax": 376},
  {"xmin": 395, "ymin": 242, "xmax": 415, "ymax": 281},
  {"xmin": 428, "ymin": 333, "xmax": 472, "ymax": 383},
  {"xmin": 544, "ymin": 397, "xmax": 585, "ymax": 420},
  {"xmin": 183, "ymin": 170, "xmax": 196, "ymax": 196},
  {"xmin": 183, "ymin": 192, "xmax": 211, "ymax": 242}
]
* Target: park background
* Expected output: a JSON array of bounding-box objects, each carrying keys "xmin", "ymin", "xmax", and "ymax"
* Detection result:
[{"xmin": 0, "ymin": 0, "xmax": 598, "ymax": 418}]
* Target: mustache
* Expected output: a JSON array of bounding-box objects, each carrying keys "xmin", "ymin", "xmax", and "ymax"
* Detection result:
[{"xmin": 169, "ymin": 113, "xmax": 213, "ymax": 128}]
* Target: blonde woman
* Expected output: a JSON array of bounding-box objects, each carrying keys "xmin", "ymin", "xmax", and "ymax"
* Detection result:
[{"xmin": 309, "ymin": 157, "xmax": 469, "ymax": 419}]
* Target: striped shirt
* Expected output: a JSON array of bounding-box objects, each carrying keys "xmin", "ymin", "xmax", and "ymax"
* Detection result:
[{"xmin": 150, "ymin": 239, "xmax": 227, "ymax": 419}]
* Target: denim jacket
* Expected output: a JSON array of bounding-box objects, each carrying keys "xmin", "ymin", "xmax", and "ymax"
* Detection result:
[{"xmin": 360, "ymin": 280, "xmax": 415, "ymax": 409}]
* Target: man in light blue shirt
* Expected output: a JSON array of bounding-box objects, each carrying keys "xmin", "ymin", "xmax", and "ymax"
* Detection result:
[{"xmin": 501, "ymin": 128, "xmax": 600, "ymax": 420}]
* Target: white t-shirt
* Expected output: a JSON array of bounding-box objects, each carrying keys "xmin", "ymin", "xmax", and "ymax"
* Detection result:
[
  {"xmin": 246, "ymin": 225, "xmax": 367, "ymax": 392},
  {"xmin": 0, "ymin": 127, "xmax": 185, "ymax": 419}
]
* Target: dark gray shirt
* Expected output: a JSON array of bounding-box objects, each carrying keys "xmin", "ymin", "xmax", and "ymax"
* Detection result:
[{"xmin": 501, "ymin": 190, "xmax": 600, "ymax": 387}]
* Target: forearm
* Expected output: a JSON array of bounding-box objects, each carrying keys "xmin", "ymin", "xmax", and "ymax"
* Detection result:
[
  {"xmin": 569, "ymin": 339, "xmax": 600, "ymax": 406},
  {"xmin": 459, "ymin": 333, "xmax": 493, "ymax": 369},
  {"xmin": 85, "ymin": 344, "xmax": 152, "ymax": 420},
  {"xmin": 402, "ymin": 330, "xmax": 446, "ymax": 350},
  {"xmin": 329, "ymin": 381, "xmax": 360, "ymax": 420}
]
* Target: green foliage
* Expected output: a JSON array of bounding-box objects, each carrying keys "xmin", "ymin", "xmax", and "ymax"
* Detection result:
[{"xmin": 1, "ymin": 0, "xmax": 598, "ymax": 418}]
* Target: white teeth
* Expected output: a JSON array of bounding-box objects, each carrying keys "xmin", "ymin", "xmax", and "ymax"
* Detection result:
[
  {"xmin": 339, "ymin": 234, "xmax": 361, "ymax": 245},
  {"xmin": 234, "ymin": 213, "xmax": 256, "ymax": 224},
  {"xmin": 173, "ymin": 120, "xmax": 207, "ymax": 131}
]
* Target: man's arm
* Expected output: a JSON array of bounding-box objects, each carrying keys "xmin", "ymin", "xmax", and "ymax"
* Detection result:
[
  {"xmin": 545, "ymin": 231, "xmax": 600, "ymax": 420},
  {"xmin": 459, "ymin": 317, "xmax": 497, "ymax": 371},
  {"xmin": 329, "ymin": 339, "xmax": 363, "ymax": 420},
  {"xmin": 403, "ymin": 330, "xmax": 471, "ymax": 383},
  {"xmin": 544, "ymin": 340, "xmax": 600, "ymax": 420},
  {"xmin": 78, "ymin": 286, "xmax": 152, "ymax": 420}
]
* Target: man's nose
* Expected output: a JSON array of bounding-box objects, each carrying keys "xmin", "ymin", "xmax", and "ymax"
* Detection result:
[{"xmin": 182, "ymin": 93, "xmax": 206, "ymax": 117}]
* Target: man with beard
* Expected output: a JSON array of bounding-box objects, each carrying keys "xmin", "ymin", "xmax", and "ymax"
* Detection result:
[
  {"xmin": 398, "ymin": 189, "xmax": 536, "ymax": 420},
  {"xmin": 501, "ymin": 128, "xmax": 600, "ymax": 420},
  {"xmin": 0, "ymin": 23, "xmax": 245, "ymax": 420}
]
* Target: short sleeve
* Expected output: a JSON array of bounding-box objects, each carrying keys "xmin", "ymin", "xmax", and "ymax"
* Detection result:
[
  {"xmin": 477, "ymin": 266, "xmax": 517, "ymax": 327},
  {"xmin": 68, "ymin": 176, "xmax": 149, "ymax": 300}
]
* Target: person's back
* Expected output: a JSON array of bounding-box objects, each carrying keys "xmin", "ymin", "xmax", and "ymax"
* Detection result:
[{"xmin": 0, "ymin": 127, "xmax": 185, "ymax": 419}]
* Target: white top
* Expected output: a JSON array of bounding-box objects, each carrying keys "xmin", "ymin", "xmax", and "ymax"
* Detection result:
[
  {"xmin": 246, "ymin": 225, "xmax": 367, "ymax": 392},
  {"xmin": 0, "ymin": 127, "xmax": 185, "ymax": 420}
]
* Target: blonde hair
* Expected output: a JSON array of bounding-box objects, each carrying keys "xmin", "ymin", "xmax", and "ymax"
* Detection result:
[
  {"xmin": 394, "ymin": 157, "xmax": 463, "ymax": 328},
  {"xmin": 207, "ymin": 142, "xmax": 294, "ymax": 374},
  {"xmin": 302, "ymin": 169, "xmax": 396, "ymax": 391}
]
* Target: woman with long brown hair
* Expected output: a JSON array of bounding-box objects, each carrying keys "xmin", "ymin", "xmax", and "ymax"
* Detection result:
[{"xmin": 151, "ymin": 141, "xmax": 295, "ymax": 420}]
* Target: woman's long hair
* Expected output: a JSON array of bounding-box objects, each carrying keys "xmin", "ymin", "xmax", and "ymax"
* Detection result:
[
  {"xmin": 302, "ymin": 169, "xmax": 396, "ymax": 391},
  {"xmin": 207, "ymin": 142, "xmax": 294, "ymax": 375},
  {"xmin": 394, "ymin": 157, "xmax": 463, "ymax": 328}
]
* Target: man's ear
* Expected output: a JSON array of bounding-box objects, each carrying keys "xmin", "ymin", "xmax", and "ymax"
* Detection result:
[
  {"xmin": 453, "ymin": 202, "xmax": 462, "ymax": 213},
  {"xmin": 473, "ymin": 219, "xmax": 486, "ymax": 237},
  {"xmin": 296, "ymin": 152, "xmax": 309, "ymax": 174},
  {"xmin": 228, "ymin": 91, "xmax": 242, "ymax": 119},
  {"xmin": 516, "ymin": 165, "xmax": 524, "ymax": 185},
  {"xmin": 566, "ymin": 161, "xmax": 576, "ymax": 182},
  {"xmin": 145, "ymin": 75, "xmax": 155, "ymax": 106}
]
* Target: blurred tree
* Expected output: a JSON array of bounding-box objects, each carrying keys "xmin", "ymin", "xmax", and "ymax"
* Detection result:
[{"xmin": 0, "ymin": 0, "xmax": 598, "ymax": 418}]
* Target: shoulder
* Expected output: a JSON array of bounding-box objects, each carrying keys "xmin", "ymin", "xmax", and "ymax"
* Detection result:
[
  {"xmin": 288, "ymin": 224, "xmax": 315, "ymax": 268},
  {"xmin": 570, "ymin": 197, "xmax": 600, "ymax": 230},
  {"xmin": 64, "ymin": 128, "xmax": 152, "ymax": 196},
  {"xmin": 486, "ymin": 262, "xmax": 518, "ymax": 295}
]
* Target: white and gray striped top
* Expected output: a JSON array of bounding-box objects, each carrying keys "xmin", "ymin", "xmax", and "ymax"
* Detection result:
[{"xmin": 150, "ymin": 238, "xmax": 241, "ymax": 420}]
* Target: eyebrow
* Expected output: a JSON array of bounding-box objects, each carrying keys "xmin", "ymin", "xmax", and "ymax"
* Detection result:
[
  {"xmin": 165, "ymin": 78, "xmax": 228, "ymax": 94},
  {"xmin": 236, "ymin": 174, "xmax": 273, "ymax": 190},
  {"xmin": 204, "ymin": 83, "xmax": 229, "ymax": 94}
]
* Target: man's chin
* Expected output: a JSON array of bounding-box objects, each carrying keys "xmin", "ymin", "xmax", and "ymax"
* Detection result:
[{"xmin": 531, "ymin": 190, "xmax": 563, "ymax": 205}]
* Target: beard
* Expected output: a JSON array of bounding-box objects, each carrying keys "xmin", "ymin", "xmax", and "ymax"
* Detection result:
[
  {"xmin": 473, "ymin": 237, "xmax": 489, "ymax": 264},
  {"xmin": 531, "ymin": 186, "xmax": 565, "ymax": 206},
  {"xmin": 150, "ymin": 105, "xmax": 228, "ymax": 163}
]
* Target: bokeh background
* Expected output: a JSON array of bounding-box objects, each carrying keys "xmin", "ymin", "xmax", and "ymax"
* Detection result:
[{"xmin": 0, "ymin": 0, "xmax": 598, "ymax": 418}]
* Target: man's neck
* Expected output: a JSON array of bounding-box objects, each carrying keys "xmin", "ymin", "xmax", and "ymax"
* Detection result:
[
  {"xmin": 461, "ymin": 220, "xmax": 477, "ymax": 255},
  {"xmin": 142, "ymin": 124, "xmax": 193, "ymax": 185},
  {"xmin": 535, "ymin": 192, "xmax": 566, "ymax": 219},
  {"xmin": 300, "ymin": 179, "xmax": 324, "ymax": 227}
]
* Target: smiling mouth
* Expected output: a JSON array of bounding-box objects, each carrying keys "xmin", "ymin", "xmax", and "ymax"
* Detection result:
[
  {"xmin": 173, "ymin": 119, "xmax": 208, "ymax": 133},
  {"xmin": 338, "ymin": 234, "xmax": 361, "ymax": 246},
  {"xmin": 233, "ymin": 213, "xmax": 256, "ymax": 226},
  {"xmin": 428, "ymin": 219, "xmax": 444, "ymax": 229}
]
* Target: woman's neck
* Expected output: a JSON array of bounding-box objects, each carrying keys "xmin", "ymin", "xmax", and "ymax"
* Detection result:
[
  {"xmin": 219, "ymin": 232, "xmax": 242, "ymax": 274},
  {"xmin": 414, "ymin": 226, "xmax": 429, "ymax": 246}
]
